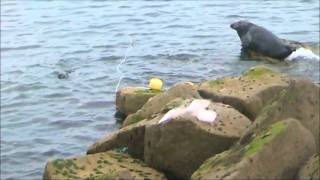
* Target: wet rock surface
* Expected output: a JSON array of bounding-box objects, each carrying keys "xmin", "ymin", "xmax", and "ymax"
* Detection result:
[
  {"xmin": 191, "ymin": 118, "xmax": 316, "ymax": 180},
  {"xmin": 144, "ymin": 100, "xmax": 251, "ymax": 179},
  {"xmin": 241, "ymin": 78, "xmax": 320, "ymax": 150},
  {"xmin": 198, "ymin": 66, "xmax": 290, "ymax": 120},
  {"xmin": 43, "ymin": 151, "xmax": 167, "ymax": 180},
  {"xmin": 116, "ymin": 87, "xmax": 161, "ymax": 117},
  {"xmin": 297, "ymin": 154, "xmax": 320, "ymax": 180},
  {"xmin": 123, "ymin": 82, "xmax": 201, "ymax": 127}
]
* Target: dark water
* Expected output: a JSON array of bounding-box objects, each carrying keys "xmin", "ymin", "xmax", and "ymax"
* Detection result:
[{"xmin": 1, "ymin": 1, "xmax": 319, "ymax": 179}]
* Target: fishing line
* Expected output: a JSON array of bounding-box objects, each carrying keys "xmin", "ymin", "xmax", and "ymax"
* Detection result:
[{"xmin": 115, "ymin": 35, "xmax": 134, "ymax": 93}]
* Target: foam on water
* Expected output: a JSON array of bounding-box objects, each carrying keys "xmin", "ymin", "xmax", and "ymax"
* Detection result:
[{"xmin": 285, "ymin": 47, "xmax": 320, "ymax": 61}]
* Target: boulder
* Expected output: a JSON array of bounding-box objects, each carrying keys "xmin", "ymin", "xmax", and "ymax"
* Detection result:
[
  {"xmin": 122, "ymin": 82, "xmax": 201, "ymax": 127},
  {"xmin": 87, "ymin": 119, "xmax": 155, "ymax": 159},
  {"xmin": 144, "ymin": 100, "xmax": 251, "ymax": 179},
  {"xmin": 297, "ymin": 154, "xmax": 319, "ymax": 180},
  {"xmin": 116, "ymin": 87, "xmax": 161, "ymax": 117},
  {"xmin": 87, "ymin": 98, "xmax": 188, "ymax": 159},
  {"xmin": 198, "ymin": 66, "xmax": 290, "ymax": 120},
  {"xmin": 241, "ymin": 78, "xmax": 320, "ymax": 150},
  {"xmin": 191, "ymin": 118, "xmax": 316, "ymax": 180},
  {"xmin": 43, "ymin": 150, "xmax": 166, "ymax": 180}
]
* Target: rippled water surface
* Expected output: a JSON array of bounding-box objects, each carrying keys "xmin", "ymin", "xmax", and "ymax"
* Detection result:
[{"xmin": 1, "ymin": 0, "xmax": 319, "ymax": 179}]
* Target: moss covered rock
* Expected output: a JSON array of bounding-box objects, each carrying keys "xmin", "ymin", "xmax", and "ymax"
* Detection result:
[
  {"xmin": 43, "ymin": 151, "xmax": 166, "ymax": 180},
  {"xmin": 191, "ymin": 118, "xmax": 316, "ymax": 180},
  {"xmin": 122, "ymin": 82, "xmax": 201, "ymax": 127},
  {"xmin": 144, "ymin": 99, "xmax": 251, "ymax": 179},
  {"xmin": 241, "ymin": 78, "xmax": 320, "ymax": 151},
  {"xmin": 116, "ymin": 87, "xmax": 162, "ymax": 117},
  {"xmin": 198, "ymin": 66, "xmax": 290, "ymax": 120},
  {"xmin": 297, "ymin": 154, "xmax": 320, "ymax": 180}
]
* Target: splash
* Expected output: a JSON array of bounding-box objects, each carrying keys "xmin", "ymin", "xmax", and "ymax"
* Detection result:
[
  {"xmin": 115, "ymin": 35, "xmax": 134, "ymax": 93},
  {"xmin": 285, "ymin": 47, "xmax": 319, "ymax": 61}
]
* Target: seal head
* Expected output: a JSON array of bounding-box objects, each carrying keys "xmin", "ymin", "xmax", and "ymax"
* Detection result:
[{"xmin": 230, "ymin": 20, "xmax": 254, "ymax": 38}]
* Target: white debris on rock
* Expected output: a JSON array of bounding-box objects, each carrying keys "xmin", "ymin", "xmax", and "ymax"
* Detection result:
[
  {"xmin": 158, "ymin": 99, "xmax": 217, "ymax": 124},
  {"xmin": 158, "ymin": 107, "xmax": 187, "ymax": 124}
]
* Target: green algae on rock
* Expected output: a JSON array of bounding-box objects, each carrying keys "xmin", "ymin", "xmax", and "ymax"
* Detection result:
[
  {"xmin": 116, "ymin": 87, "xmax": 161, "ymax": 118},
  {"xmin": 240, "ymin": 78, "xmax": 320, "ymax": 151},
  {"xmin": 43, "ymin": 151, "xmax": 167, "ymax": 180},
  {"xmin": 134, "ymin": 88, "xmax": 163, "ymax": 95},
  {"xmin": 242, "ymin": 66, "xmax": 278, "ymax": 79},
  {"xmin": 191, "ymin": 118, "xmax": 316, "ymax": 180},
  {"xmin": 297, "ymin": 154, "xmax": 320, "ymax": 180},
  {"xmin": 198, "ymin": 66, "xmax": 290, "ymax": 120},
  {"xmin": 244, "ymin": 121, "xmax": 287, "ymax": 157}
]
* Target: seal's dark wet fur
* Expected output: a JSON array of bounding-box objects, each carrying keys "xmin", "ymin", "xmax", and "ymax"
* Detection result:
[{"xmin": 231, "ymin": 20, "xmax": 292, "ymax": 60}]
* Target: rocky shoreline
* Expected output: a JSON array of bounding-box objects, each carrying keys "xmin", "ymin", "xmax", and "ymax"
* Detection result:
[{"xmin": 43, "ymin": 66, "xmax": 319, "ymax": 180}]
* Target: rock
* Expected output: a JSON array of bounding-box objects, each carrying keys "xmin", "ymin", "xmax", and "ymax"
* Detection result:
[
  {"xmin": 191, "ymin": 118, "xmax": 316, "ymax": 180},
  {"xmin": 144, "ymin": 99, "xmax": 251, "ymax": 179},
  {"xmin": 297, "ymin": 154, "xmax": 319, "ymax": 180},
  {"xmin": 241, "ymin": 78, "xmax": 320, "ymax": 151},
  {"xmin": 87, "ymin": 98, "xmax": 189, "ymax": 159},
  {"xmin": 116, "ymin": 87, "xmax": 162, "ymax": 117},
  {"xmin": 87, "ymin": 119, "xmax": 155, "ymax": 159},
  {"xmin": 43, "ymin": 150, "xmax": 167, "ymax": 180},
  {"xmin": 198, "ymin": 66, "xmax": 290, "ymax": 120},
  {"xmin": 122, "ymin": 82, "xmax": 201, "ymax": 127}
]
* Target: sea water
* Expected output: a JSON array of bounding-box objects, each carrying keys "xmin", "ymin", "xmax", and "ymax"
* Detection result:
[{"xmin": 1, "ymin": 0, "xmax": 319, "ymax": 179}]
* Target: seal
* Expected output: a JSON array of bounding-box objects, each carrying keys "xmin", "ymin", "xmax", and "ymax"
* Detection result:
[{"xmin": 230, "ymin": 20, "xmax": 292, "ymax": 60}]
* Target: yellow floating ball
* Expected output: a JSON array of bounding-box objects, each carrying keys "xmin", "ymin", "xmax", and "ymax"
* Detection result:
[{"xmin": 149, "ymin": 77, "xmax": 163, "ymax": 91}]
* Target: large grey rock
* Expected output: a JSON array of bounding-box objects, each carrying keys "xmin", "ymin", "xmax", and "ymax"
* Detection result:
[
  {"xmin": 241, "ymin": 78, "xmax": 320, "ymax": 151},
  {"xmin": 191, "ymin": 118, "xmax": 316, "ymax": 180},
  {"xmin": 43, "ymin": 151, "xmax": 166, "ymax": 180},
  {"xmin": 123, "ymin": 82, "xmax": 201, "ymax": 127},
  {"xmin": 87, "ymin": 119, "xmax": 156, "ymax": 160},
  {"xmin": 87, "ymin": 98, "xmax": 189, "ymax": 159},
  {"xmin": 144, "ymin": 100, "xmax": 251, "ymax": 179},
  {"xmin": 116, "ymin": 87, "xmax": 162, "ymax": 117},
  {"xmin": 297, "ymin": 154, "xmax": 319, "ymax": 180},
  {"xmin": 198, "ymin": 66, "xmax": 290, "ymax": 120}
]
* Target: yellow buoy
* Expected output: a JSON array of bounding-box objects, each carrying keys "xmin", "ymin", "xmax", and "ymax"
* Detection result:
[{"xmin": 149, "ymin": 77, "xmax": 163, "ymax": 91}]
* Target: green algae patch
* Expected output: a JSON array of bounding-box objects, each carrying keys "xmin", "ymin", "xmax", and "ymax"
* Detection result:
[
  {"xmin": 206, "ymin": 78, "xmax": 225, "ymax": 88},
  {"xmin": 161, "ymin": 98, "xmax": 187, "ymax": 113},
  {"xmin": 253, "ymin": 89, "xmax": 287, "ymax": 127},
  {"xmin": 134, "ymin": 88, "xmax": 163, "ymax": 95},
  {"xmin": 126, "ymin": 113, "xmax": 145, "ymax": 126},
  {"xmin": 315, "ymin": 155, "xmax": 320, "ymax": 170},
  {"xmin": 45, "ymin": 151, "xmax": 166, "ymax": 180},
  {"xmin": 243, "ymin": 66, "xmax": 278, "ymax": 79},
  {"xmin": 194, "ymin": 146, "xmax": 244, "ymax": 175},
  {"xmin": 244, "ymin": 121, "xmax": 287, "ymax": 157},
  {"xmin": 84, "ymin": 170, "xmax": 116, "ymax": 180},
  {"xmin": 52, "ymin": 159, "xmax": 79, "ymax": 172}
]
